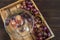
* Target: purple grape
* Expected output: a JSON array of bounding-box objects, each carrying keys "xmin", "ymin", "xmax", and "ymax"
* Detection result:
[
  {"xmin": 26, "ymin": 7, "xmax": 30, "ymax": 10},
  {"xmin": 33, "ymin": 9, "xmax": 37, "ymax": 12},
  {"xmin": 36, "ymin": 37, "xmax": 40, "ymax": 40},
  {"xmin": 26, "ymin": 1, "xmax": 33, "ymax": 5},
  {"xmin": 39, "ymin": 28, "xmax": 43, "ymax": 32},
  {"xmin": 38, "ymin": 33, "xmax": 42, "ymax": 36},
  {"xmin": 11, "ymin": 17, "xmax": 15, "ymax": 20},
  {"xmin": 39, "ymin": 37, "xmax": 43, "ymax": 40},
  {"xmin": 5, "ymin": 21, "xmax": 9, "ymax": 26},
  {"xmin": 36, "ymin": 37, "xmax": 43, "ymax": 40},
  {"xmin": 45, "ymin": 29, "xmax": 50, "ymax": 33},
  {"xmin": 28, "ymin": 5, "xmax": 33, "ymax": 8},
  {"xmin": 5, "ymin": 19, "xmax": 10, "ymax": 26},
  {"xmin": 48, "ymin": 33, "xmax": 51, "ymax": 37},
  {"xmin": 34, "ymin": 11, "xmax": 39, "ymax": 15},
  {"xmin": 43, "ymin": 27, "xmax": 47, "ymax": 31}
]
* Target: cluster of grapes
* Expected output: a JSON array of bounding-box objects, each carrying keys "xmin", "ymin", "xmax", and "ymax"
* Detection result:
[
  {"xmin": 33, "ymin": 17, "xmax": 51, "ymax": 40},
  {"xmin": 5, "ymin": 15, "xmax": 24, "ymax": 28},
  {"xmin": 20, "ymin": 0, "xmax": 39, "ymax": 16},
  {"xmin": 19, "ymin": 0, "xmax": 51, "ymax": 40},
  {"xmin": 34, "ymin": 27, "xmax": 51, "ymax": 40}
]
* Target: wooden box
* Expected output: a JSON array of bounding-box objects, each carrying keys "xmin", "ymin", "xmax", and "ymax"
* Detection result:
[{"xmin": 0, "ymin": 0, "xmax": 54, "ymax": 40}]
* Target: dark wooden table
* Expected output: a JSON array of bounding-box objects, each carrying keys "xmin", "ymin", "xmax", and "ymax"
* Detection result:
[{"xmin": 0, "ymin": 0, "xmax": 60, "ymax": 40}]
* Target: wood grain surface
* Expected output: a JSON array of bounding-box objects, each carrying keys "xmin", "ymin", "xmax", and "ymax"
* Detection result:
[
  {"xmin": 0, "ymin": 0, "xmax": 60, "ymax": 40},
  {"xmin": 0, "ymin": 0, "xmax": 17, "ymax": 8}
]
